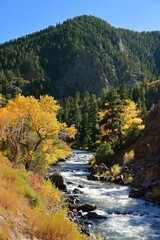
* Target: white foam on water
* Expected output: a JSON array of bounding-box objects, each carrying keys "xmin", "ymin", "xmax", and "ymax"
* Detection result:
[{"xmin": 56, "ymin": 150, "xmax": 160, "ymax": 240}]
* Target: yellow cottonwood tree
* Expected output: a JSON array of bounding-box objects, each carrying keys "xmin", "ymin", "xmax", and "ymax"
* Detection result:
[
  {"xmin": 0, "ymin": 95, "xmax": 76, "ymax": 170},
  {"xmin": 121, "ymin": 100, "xmax": 144, "ymax": 139},
  {"xmin": 99, "ymin": 99, "xmax": 144, "ymax": 149}
]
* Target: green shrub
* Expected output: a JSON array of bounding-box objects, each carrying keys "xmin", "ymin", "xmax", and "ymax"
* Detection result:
[{"xmin": 95, "ymin": 142, "xmax": 114, "ymax": 167}]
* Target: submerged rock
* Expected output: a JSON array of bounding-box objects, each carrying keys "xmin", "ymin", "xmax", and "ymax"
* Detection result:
[
  {"xmin": 73, "ymin": 188, "xmax": 83, "ymax": 194},
  {"xmin": 78, "ymin": 184, "xmax": 84, "ymax": 188},
  {"xmin": 67, "ymin": 181, "xmax": 74, "ymax": 185}
]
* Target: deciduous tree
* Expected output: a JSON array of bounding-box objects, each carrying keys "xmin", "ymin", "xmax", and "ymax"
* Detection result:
[{"xmin": 0, "ymin": 95, "xmax": 76, "ymax": 171}]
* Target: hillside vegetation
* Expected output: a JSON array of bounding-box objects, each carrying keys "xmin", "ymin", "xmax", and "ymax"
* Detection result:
[
  {"xmin": 0, "ymin": 95, "xmax": 90, "ymax": 239},
  {"xmin": 0, "ymin": 152, "xmax": 88, "ymax": 240},
  {"xmin": 1, "ymin": 15, "xmax": 160, "ymax": 98}
]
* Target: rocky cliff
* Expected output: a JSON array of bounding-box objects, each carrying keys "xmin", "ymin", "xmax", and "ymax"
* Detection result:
[{"xmin": 123, "ymin": 101, "xmax": 160, "ymax": 203}]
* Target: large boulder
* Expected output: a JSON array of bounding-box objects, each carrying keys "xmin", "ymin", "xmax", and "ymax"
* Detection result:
[{"xmin": 49, "ymin": 172, "xmax": 67, "ymax": 191}]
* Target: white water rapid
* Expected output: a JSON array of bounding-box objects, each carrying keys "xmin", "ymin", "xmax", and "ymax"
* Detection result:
[{"xmin": 54, "ymin": 150, "xmax": 160, "ymax": 240}]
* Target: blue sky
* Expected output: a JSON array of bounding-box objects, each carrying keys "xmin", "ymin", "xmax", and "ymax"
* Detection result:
[{"xmin": 0, "ymin": 0, "xmax": 160, "ymax": 43}]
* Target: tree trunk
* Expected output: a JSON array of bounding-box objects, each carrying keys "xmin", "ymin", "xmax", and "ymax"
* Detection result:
[{"xmin": 12, "ymin": 144, "xmax": 21, "ymax": 168}]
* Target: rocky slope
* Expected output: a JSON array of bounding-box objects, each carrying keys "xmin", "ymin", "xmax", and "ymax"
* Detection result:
[{"xmin": 123, "ymin": 101, "xmax": 160, "ymax": 203}]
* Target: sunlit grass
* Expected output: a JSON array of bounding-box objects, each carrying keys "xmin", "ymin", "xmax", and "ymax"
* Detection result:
[
  {"xmin": 28, "ymin": 209, "xmax": 88, "ymax": 240},
  {"xmin": 0, "ymin": 224, "xmax": 10, "ymax": 240},
  {"xmin": 0, "ymin": 152, "xmax": 89, "ymax": 239}
]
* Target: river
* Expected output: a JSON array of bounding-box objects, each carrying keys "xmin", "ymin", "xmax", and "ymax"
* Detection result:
[{"xmin": 55, "ymin": 150, "xmax": 160, "ymax": 240}]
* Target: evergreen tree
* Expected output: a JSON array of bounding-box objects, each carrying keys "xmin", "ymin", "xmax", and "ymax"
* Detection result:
[
  {"xmin": 72, "ymin": 92, "xmax": 82, "ymax": 129},
  {"xmin": 89, "ymin": 94, "xmax": 99, "ymax": 147},
  {"xmin": 99, "ymin": 88, "xmax": 123, "ymax": 149},
  {"xmin": 118, "ymin": 81, "xmax": 128, "ymax": 100}
]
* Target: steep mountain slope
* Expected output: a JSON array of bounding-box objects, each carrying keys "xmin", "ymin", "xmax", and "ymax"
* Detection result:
[
  {"xmin": 1, "ymin": 15, "xmax": 160, "ymax": 98},
  {"xmin": 123, "ymin": 101, "xmax": 160, "ymax": 202}
]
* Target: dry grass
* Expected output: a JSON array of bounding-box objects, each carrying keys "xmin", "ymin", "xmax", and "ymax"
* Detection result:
[
  {"xmin": 28, "ymin": 209, "xmax": 88, "ymax": 240},
  {"xmin": 0, "ymin": 188, "xmax": 20, "ymax": 213},
  {"xmin": 0, "ymin": 224, "xmax": 10, "ymax": 240},
  {"xmin": 0, "ymin": 153, "xmax": 89, "ymax": 240}
]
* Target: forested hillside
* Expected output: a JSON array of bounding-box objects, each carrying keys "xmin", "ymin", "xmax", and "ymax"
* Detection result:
[{"xmin": 1, "ymin": 15, "xmax": 160, "ymax": 99}]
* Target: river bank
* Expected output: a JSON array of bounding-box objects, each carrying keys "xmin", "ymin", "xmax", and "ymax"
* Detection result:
[
  {"xmin": 87, "ymin": 157, "xmax": 160, "ymax": 206},
  {"xmin": 50, "ymin": 150, "xmax": 160, "ymax": 239}
]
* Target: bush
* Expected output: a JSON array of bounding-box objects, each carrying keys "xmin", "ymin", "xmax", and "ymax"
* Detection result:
[
  {"xmin": 111, "ymin": 164, "xmax": 121, "ymax": 180},
  {"xmin": 125, "ymin": 126, "xmax": 141, "ymax": 147},
  {"xmin": 95, "ymin": 142, "xmax": 114, "ymax": 167},
  {"xmin": 123, "ymin": 149, "xmax": 135, "ymax": 164}
]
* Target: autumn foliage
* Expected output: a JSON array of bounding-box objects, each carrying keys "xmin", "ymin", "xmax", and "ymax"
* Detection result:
[
  {"xmin": 0, "ymin": 95, "xmax": 76, "ymax": 172},
  {"xmin": 99, "ymin": 99, "xmax": 144, "ymax": 149},
  {"xmin": 96, "ymin": 92, "xmax": 145, "ymax": 166}
]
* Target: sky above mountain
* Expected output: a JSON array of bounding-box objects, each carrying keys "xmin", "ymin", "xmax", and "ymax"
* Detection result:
[{"xmin": 0, "ymin": 0, "xmax": 160, "ymax": 43}]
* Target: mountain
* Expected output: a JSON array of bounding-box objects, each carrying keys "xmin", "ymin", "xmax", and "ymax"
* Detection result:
[{"xmin": 1, "ymin": 15, "xmax": 160, "ymax": 98}]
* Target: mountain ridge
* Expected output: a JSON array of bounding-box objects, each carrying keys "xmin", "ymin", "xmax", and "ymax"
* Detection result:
[{"xmin": 1, "ymin": 15, "xmax": 160, "ymax": 98}]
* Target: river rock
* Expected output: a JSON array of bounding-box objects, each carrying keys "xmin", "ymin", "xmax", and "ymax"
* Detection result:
[
  {"xmin": 129, "ymin": 187, "xmax": 146, "ymax": 198},
  {"xmin": 77, "ymin": 204, "xmax": 97, "ymax": 212},
  {"xmin": 78, "ymin": 184, "xmax": 84, "ymax": 188},
  {"xmin": 81, "ymin": 226, "xmax": 90, "ymax": 236},
  {"xmin": 99, "ymin": 176, "xmax": 106, "ymax": 181},
  {"xmin": 68, "ymin": 203, "xmax": 78, "ymax": 211},
  {"xmin": 49, "ymin": 172, "xmax": 67, "ymax": 191},
  {"xmin": 73, "ymin": 188, "xmax": 83, "ymax": 194},
  {"xmin": 85, "ymin": 211, "xmax": 107, "ymax": 219},
  {"xmin": 66, "ymin": 195, "xmax": 81, "ymax": 205},
  {"xmin": 144, "ymin": 191, "xmax": 153, "ymax": 202},
  {"xmin": 67, "ymin": 181, "xmax": 74, "ymax": 185},
  {"xmin": 84, "ymin": 221, "xmax": 93, "ymax": 226},
  {"xmin": 87, "ymin": 166, "xmax": 97, "ymax": 175},
  {"xmin": 87, "ymin": 174, "xmax": 99, "ymax": 181}
]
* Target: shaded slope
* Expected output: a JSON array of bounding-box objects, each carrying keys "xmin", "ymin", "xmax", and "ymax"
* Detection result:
[{"xmin": 123, "ymin": 102, "xmax": 160, "ymax": 202}]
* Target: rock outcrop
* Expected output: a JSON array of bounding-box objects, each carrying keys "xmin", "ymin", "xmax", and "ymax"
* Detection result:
[{"xmin": 123, "ymin": 101, "xmax": 160, "ymax": 203}]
